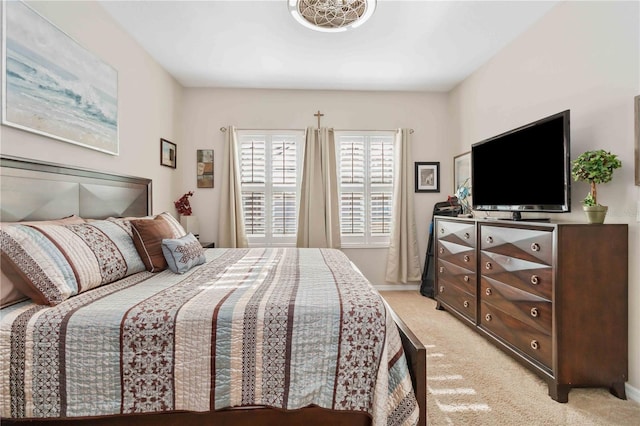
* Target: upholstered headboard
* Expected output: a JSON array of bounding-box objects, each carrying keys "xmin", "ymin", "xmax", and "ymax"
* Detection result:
[{"xmin": 0, "ymin": 155, "xmax": 152, "ymax": 221}]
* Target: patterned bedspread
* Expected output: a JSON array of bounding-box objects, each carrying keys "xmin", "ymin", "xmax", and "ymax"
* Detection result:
[{"xmin": 0, "ymin": 248, "xmax": 418, "ymax": 425}]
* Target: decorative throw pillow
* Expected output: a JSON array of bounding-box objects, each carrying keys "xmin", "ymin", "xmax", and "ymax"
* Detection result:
[
  {"xmin": 130, "ymin": 215, "xmax": 183, "ymax": 272},
  {"xmin": 161, "ymin": 233, "xmax": 206, "ymax": 274},
  {"xmin": 0, "ymin": 220, "xmax": 146, "ymax": 306},
  {"xmin": 1, "ymin": 215, "xmax": 86, "ymax": 307}
]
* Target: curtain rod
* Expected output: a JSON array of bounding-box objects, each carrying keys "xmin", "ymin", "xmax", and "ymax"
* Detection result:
[{"xmin": 220, "ymin": 127, "xmax": 414, "ymax": 134}]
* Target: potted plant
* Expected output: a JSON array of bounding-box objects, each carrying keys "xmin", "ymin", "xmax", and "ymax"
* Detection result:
[{"xmin": 571, "ymin": 149, "xmax": 622, "ymax": 224}]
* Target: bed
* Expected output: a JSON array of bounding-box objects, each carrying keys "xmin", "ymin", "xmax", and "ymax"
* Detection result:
[{"xmin": 0, "ymin": 155, "xmax": 426, "ymax": 426}]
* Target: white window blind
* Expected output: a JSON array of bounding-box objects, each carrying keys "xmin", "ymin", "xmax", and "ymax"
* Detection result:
[
  {"xmin": 337, "ymin": 132, "xmax": 394, "ymax": 247},
  {"xmin": 238, "ymin": 131, "xmax": 304, "ymax": 246}
]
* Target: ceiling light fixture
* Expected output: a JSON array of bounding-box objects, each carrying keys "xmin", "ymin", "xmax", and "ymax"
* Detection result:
[{"xmin": 288, "ymin": 0, "xmax": 377, "ymax": 33}]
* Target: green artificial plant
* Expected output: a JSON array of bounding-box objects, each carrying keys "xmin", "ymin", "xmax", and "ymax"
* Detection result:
[{"xmin": 571, "ymin": 150, "xmax": 622, "ymax": 206}]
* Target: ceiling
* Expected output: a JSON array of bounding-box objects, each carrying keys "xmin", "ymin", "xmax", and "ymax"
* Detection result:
[{"xmin": 100, "ymin": 0, "xmax": 560, "ymax": 92}]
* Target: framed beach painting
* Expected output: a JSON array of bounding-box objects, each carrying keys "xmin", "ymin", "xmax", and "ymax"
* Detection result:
[{"xmin": 2, "ymin": 1, "xmax": 119, "ymax": 155}]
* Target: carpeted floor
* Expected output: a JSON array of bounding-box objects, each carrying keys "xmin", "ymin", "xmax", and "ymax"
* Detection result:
[{"xmin": 381, "ymin": 290, "xmax": 640, "ymax": 426}]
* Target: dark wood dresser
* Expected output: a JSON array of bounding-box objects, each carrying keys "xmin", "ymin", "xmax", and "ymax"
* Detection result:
[{"xmin": 434, "ymin": 217, "xmax": 628, "ymax": 403}]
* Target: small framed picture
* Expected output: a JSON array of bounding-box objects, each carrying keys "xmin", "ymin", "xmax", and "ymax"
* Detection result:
[
  {"xmin": 161, "ymin": 138, "xmax": 177, "ymax": 168},
  {"xmin": 453, "ymin": 151, "xmax": 471, "ymax": 192},
  {"xmin": 197, "ymin": 149, "xmax": 214, "ymax": 188},
  {"xmin": 415, "ymin": 162, "xmax": 440, "ymax": 193}
]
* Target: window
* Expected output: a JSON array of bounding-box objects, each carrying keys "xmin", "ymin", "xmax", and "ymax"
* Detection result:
[
  {"xmin": 336, "ymin": 131, "xmax": 394, "ymax": 247},
  {"xmin": 238, "ymin": 130, "xmax": 304, "ymax": 246}
]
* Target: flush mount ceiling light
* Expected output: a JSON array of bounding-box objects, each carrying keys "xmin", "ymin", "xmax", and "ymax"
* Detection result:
[{"xmin": 288, "ymin": 0, "xmax": 377, "ymax": 33}]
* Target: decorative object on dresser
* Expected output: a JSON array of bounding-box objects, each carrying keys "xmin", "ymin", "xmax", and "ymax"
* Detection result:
[
  {"xmin": 571, "ymin": 149, "xmax": 622, "ymax": 224},
  {"xmin": 2, "ymin": 1, "xmax": 119, "ymax": 155},
  {"xmin": 197, "ymin": 149, "xmax": 214, "ymax": 188},
  {"xmin": 415, "ymin": 162, "xmax": 440, "ymax": 193},
  {"xmin": 434, "ymin": 217, "xmax": 628, "ymax": 403},
  {"xmin": 161, "ymin": 138, "xmax": 177, "ymax": 168}
]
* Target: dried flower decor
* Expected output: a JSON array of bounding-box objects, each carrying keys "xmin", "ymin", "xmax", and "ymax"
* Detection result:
[{"xmin": 174, "ymin": 191, "xmax": 194, "ymax": 216}]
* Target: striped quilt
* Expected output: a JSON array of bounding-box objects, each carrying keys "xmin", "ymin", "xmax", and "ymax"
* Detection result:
[{"xmin": 0, "ymin": 248, "xmax": 419, "ymax": 425}]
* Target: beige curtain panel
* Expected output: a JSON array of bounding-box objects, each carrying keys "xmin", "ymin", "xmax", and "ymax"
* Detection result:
[
  {"xmin": 218, "ymin": 126, "xmax": 248, "ymax": 248},
  {"xmin": 296, "ymin": 127, "xmax": 341, "ymax": 248},
  {"xmin": 385, "ymin": 128, "xmax": 422, "ymax": 283}
]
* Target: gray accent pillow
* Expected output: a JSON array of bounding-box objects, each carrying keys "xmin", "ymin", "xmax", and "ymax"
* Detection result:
[{"xmin": 161, "ymin": 233, "xmax": 205, "ymax": 274}]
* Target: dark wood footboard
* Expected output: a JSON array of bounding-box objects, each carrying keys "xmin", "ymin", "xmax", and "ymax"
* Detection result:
[{"xmin": 386, "ymin": 301, "xmax": 427, "ymax": 426}]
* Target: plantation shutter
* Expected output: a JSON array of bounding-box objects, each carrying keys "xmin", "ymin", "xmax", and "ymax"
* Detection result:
[
  {"xmin": 370, "ymin": 137, "xmax": 394, "ymax": 235},
  {"xmin": 338, "ymin": 133, "xmax": 394, "ymax": 246},
  {"xmin": 339, "ymin": 137, "xmax": 365, "ymax": 236},
  {"xmin": 240, "ymin": 137, "xmax": 266, "ymax": 236},
  {"xmin": 271, "ymin": 137, "xmax": 298, "ymax": 236}
]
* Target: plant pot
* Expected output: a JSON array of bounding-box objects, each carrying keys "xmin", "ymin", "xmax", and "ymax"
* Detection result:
[{"xmin": 583, "ymin": 205, "xmax": 608, "ymax": 224}]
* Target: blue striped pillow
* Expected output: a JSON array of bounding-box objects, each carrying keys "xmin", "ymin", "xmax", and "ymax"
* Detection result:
[{"xmin": 0, "ymin": 220, "xmax": 145, "ymax": 305}]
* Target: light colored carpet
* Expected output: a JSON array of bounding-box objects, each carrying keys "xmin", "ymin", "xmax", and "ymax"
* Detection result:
[{"xmin": 381, "ymin": 290, "xmax": 640, "ymax": 426}]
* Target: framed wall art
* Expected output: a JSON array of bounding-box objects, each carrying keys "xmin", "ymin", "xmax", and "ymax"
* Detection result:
[
  {"xmin": 415, "ymin": 162, "xmax": 440, "ymax": 193},
  {"xmin": 161, "ymin": 138, "xmax": 177, "ymax": 168},
  {"xmin": 197, "ymin": 149, "xmax": 214, "ymax": 188},
  {"xmin": 453, "ymin": 151, "xmax": 471, "ymax": 192},
  {"xmin": 2, "ymin": 1, "xmax": 119, "ymax": 155}
]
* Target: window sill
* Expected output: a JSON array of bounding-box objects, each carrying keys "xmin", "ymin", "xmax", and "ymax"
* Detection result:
[{"xmin": 340, "ymin": 244, "xmax": 390, "ymax": 249}]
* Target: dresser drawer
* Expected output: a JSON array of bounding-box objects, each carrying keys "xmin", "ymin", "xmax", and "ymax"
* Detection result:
[
  {"xmin": 480, "ymin": 278, "xmax": 551, "ymax": 334},
  {"xmin": 436, "ymin": 219, "xmax": 476, "ymax": 249},
  {"xmin": 480, "ymin": 225, "xmax": 553, "ymax": 265},
  {"xmin": 437, "ymin": 259, "xmax": 476, "ymax": 295},
  {"xmin": 480, "ymin": 252, "xmax": 552, "ymax": 300},
  {"xmin": 437, "ymin": 281, "xmax": 476, "ymax": 322},
  {"xmin": 437, "ymin": 243, "xmax": 476, "ymax": 272},
  {"xmin": 480, "ymin": 302, "xmax": 552, "ymax": 369}
]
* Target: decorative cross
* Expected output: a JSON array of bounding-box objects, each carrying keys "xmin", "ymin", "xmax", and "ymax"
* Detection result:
[{"xmin": 314, "ymin": 110, "xmax": 324, "ymax": 129}]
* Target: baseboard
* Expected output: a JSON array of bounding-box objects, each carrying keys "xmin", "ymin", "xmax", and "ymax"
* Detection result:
[
  {"xmin": 375, "ymin": 284, "xmax": 420, "ymax": 291},
  {"xmin": 626, "ymin": 382, "xmax": 640, "ymax": 402}
]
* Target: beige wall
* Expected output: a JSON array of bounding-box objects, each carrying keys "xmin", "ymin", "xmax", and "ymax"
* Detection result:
[
  {"xmin": 448, "ymin": 0, "xmax": 640, "ymax": 396},
  {"xmin": 0, "ymin": 1, "xmax": 183, "ymax": 214},
  {"xmin": 180, "ymin": 88, "xmax": 450, "ymax": 285}
]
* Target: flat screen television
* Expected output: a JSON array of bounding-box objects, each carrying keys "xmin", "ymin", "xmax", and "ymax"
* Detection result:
[{"xmin": 471, "ymin": 110, "xmax": 571, "ymax": 221}]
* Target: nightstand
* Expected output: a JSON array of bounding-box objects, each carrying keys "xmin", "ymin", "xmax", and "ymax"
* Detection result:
[{"xmin": 200, "ymin": 242, "xmax": 215, "ymax": 248}]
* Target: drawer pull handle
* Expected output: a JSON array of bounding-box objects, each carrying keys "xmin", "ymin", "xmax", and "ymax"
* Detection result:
[
  {"xmin": 485, "ymin": 288, "xmax": 492, "ymax": 296},
  {"xmin": 463, "ymin": 300, "xmax": 469, "ymax": 308},
  {"xmin": 440, "ymin": 228, "xmax": 445, "ymax": 234},
  {"xmin": 463, "ymin": 275, "xmax": 470, "ymax": 282},
  {"xmin": 530, "ymin": 340, "xmax": 539, "ymax": 350},
  {"xmin": 439, "ymin": 267, "xmax": 445, "ymax": 274},
  {"xmin": 485, "ymin": 262, "xmax": 492, "ymax": 270},
  {"xmin": 485, "ymin": 313, "xmax": 492, "ymax": 322},
  {"xmin": 530, "ymin": 275, "xmax": 539, "ymax": 285},
  {"xmin": 463, "ymin": 255, "xmax": 470, "ymax": 262},
  {"xmin": 486, "ymin": 236, "xmax": 493, "ymax": 244},
  {"xmin": 530, "ymin": 307, "xmax": 539, "ymax": 317},
  {"xmin": 531, "ymin": 243, "xmax": 540, "ymax": 252},
  {"xmin": 439, "ymin": 247, "xmax": 444, "ymax": 254},
  {"xmin": 439, "ymin": 286, "xmax": 444, "ymax": 293},
  {"xmin": 464, "ymin": 232, "xmax": 470, "ymax": 240}
]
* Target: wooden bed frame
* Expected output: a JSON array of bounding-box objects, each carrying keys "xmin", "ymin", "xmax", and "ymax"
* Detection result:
[{"xmin": 0, "ymin": 155, "xmax": 426, "ymax": 426}]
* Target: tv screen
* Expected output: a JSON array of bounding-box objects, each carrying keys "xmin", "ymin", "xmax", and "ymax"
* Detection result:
[{"xmin": 471, "ymin": 110, "xmax": 570, "ymax": 220}]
